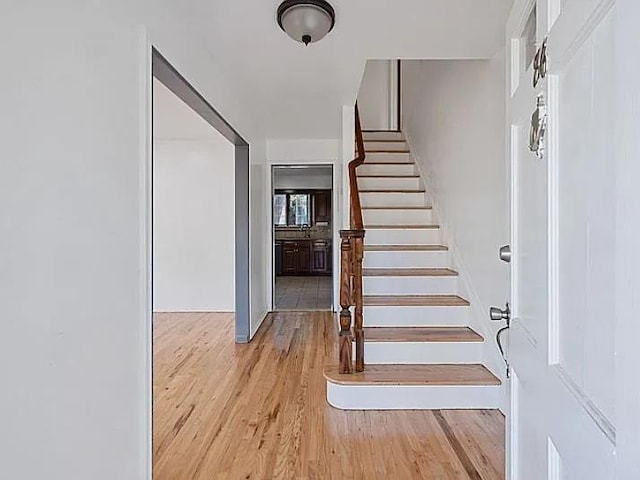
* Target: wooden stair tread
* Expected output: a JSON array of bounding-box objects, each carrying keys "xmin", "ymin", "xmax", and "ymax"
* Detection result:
[
  {"xmin": 324, "ymin": 364, "xmax": 501, "ymax": 386},
  {"xmin": 364, "ymin": 295, "xmax": 470, "ymax": 306},
  {"xmin": 360, "ymin": 189, "xmax": 425, "ymax": 193},
  {"xmin": 362, "ymin": 161, "xmax": 414, "ymax": 165},
  {"xmin": 357, "ymin": 175, "xmax": 419, "ymax": 178},
  {"xmin": 365, "ymin": 244, "xmax": 448, "ymax": 251},
  {"xmin": 363, "ymin": 327, "xmax": 483, "ymax": 343},
  {"xmin": 365, "ymin": 150, "xmax": 411, "ymax": 153},
  {"xmin": 362, "ymin": 206, "xmax": 432, "ymax": 210},
  {"xmin": 364, "ymin": 139, "xmax": 407, "ymax": 143},
  {"xmin": 365, "ymin": 224, "xmax": 439, "ymax": 229},
  {"xmin": 363, "ymin": 268, "xmax": 458, "ymax": 277}
]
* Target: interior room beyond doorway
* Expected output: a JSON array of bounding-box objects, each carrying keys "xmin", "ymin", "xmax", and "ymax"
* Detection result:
[{"xmin": 273, "ymin": 165, "xmax": 333, "ymax": 311}]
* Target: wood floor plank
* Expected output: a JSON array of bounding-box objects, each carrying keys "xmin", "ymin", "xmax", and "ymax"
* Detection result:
[
  {"xmin": 363, "ymin": 327, "xmax": 484, "ymax": 343},
  {"xmin": 439, "ymin": 409, "xmax": 506, "ymax": 479},
  {"xmin": 324, "ymin": 364, "xmax": 501, "ymax": 386},
  {"xmin": 153, "ymin": 311, "xmax": 504, "ymax": 479}
]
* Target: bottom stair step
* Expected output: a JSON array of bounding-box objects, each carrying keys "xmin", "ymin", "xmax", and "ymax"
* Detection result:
[
  {"xmin": 325, "ymin": 364, "xmax": 500, "ymax": 386},
  {"xmin": 325, "ymin": 364, "xmax": 501, "ymax": 410}
]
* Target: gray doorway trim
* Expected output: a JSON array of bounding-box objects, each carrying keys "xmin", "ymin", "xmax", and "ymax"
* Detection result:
[{"xmin": 152, "ymin": 48, "xmax": 251, "ymax": 343}]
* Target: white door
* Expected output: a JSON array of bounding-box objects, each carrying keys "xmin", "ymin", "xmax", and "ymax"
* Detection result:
[{"xmin": 506, "ymin": 0, "xmax": 616, "ymax": 478}]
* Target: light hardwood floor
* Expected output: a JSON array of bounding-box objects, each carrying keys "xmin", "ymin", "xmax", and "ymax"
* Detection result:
[{"xmin": 153, "ymin": 311, "xmax": 505, "ymax": 479}]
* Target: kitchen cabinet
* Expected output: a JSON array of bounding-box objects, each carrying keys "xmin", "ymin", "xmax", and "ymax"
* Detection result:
[
  {"xmin": 313, "ymin": 191, "xmax": 331, "ymax": 224},
  {"xmin": 312, "ymin": 240, "xmax": 331, "ymax": 274},
  {"xmin": 282, "ymin": 242, "xmax": 300, "ymax": 274},
  {"xmin": 298, "ymin": 243, "xmax": 311, "ymax": 274},
  {"xmin": 280, "ymin": 240, "xmax": 331, "ymax": 275}
]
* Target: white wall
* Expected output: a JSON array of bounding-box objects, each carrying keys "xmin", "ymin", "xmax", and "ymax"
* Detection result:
[
  {"xmin": 153, "ymin": 141, "xmax": 235, "ymax": 311},
  {"xmin": 0, "ymin": 2, "xmax": 267, "ymax": 479},
  {"xmin": 401, "ymin": 56, "xmax": 508, "ymax": 380},
  {"xmin": 357, "ymin": 60, "xmax": 398, "ymax": 131},
  {"xmin": 273, "ymin": 167, "xmax": 333, "ymax": 190},
  {"xmin": 153, "ymin": 80, "xmax": 235, "ymax": 312}
]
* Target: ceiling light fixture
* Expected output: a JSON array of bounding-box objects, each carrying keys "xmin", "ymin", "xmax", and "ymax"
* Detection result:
[{"xmin": 277, "ymin": 0, "xmax": 336, "ymax": 46}]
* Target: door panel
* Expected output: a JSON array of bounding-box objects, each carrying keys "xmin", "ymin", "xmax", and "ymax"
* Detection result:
[
  {"xmin": 282, "ymin": 243, "xmax": 298, "ymax": 274},
  {"xmin": 556, "ymin": 10, "xmax": 615, "ymax": 421},
  {"xmin": 297, "ymin": 242, "xmax": 311, "ymax": 274},
  {"xmin": 506, "ymin": 0, "xmax": 616, "ymax": 478}
]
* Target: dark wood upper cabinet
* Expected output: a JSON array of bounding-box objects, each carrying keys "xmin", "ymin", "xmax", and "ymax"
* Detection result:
[{"xmin": 313, "ymin": 191, "xmax": 331, "ymax": 224}]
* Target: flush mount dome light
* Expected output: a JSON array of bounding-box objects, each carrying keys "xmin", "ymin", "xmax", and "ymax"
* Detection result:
[{"xmin": 277, "ymin": 0, "xmax": 336, "ymax": 46}]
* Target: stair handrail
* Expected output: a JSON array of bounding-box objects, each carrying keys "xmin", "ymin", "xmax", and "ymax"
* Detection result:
[
  {"xmin": 338, "ymin": 104, "xmax": 366, "ymax": 374},
  {"xmin": 350, "ymin": 103, "xmax": 366, "ymax": 230}
]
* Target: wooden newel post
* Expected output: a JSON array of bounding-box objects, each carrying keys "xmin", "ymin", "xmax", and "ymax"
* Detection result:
[
  {"xmin": 351, "ymin": 231, "xmax": 365, "ymax": 372},
  {"xmin": 338, "ymin": 231, "xmax": 353, "ymax": 374}
]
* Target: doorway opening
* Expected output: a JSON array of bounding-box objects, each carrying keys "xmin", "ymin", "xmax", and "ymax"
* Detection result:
[
  {"xmin": 272, "ymin": 165, "xmax": 334, "ymax": 311},
  {"xmin": 152, "ymin": 49, "xmax": 250, "ymax": 342}
]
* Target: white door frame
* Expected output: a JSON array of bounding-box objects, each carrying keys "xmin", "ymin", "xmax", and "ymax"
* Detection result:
[
  {"xmin": 614, "ymin": 1, "xmax": 640, "ymax": 477},
  {"xmin": 267, "ymin": 163, "xmax": 339, "ymax": 312}
]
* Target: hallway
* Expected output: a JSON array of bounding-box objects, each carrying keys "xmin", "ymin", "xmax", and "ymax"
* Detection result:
[{"xmin": 153, "ymin": 311, "xmax": 504, "ymax": 479}]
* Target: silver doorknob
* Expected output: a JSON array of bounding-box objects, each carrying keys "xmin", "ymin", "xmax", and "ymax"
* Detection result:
[
  {"xmin": 499, "ymin": 245, "xmax": 511, "ymax": 263},
  {"xmin": 489, "ymin": 302, "xmax": 510, "ymax": 322}
]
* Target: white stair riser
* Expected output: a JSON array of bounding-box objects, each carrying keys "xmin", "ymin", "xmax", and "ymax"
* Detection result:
[
  {"xmin": 363, "ymin": 208, "xmax": 433, "ymax": 225},
  {"xmin": 364, "ymin": 276, "xmax": 458, "ymax": 295},
  {"xmin": 357, "ymin": 163, "xmax": 416, "ymax": 176},
  {"xmin": 364, "ymin": 141, "xmax": 409, "ymax": 151},
  {"xmin": 363, "ymin": 132, "xmax": 404, "ymax": 141},
  {"xmin": 366, "ymin": 228, "xmax": 441, "ymax": 245},
  {"xmin": 327, "ymin": 383, "xmax": 501, "ymax": 410},
  {"xmin": 364, "ymin": 250, "xmax": 450, "ymax": 269},
  {"xmin": 361, "ymin": 192, "xmax": 427, "ymax": 207},
  {"xmin": 358, "ymin": 177, "xmax": 422, "ymax": 191},
  {"xmin": 365, "ymin": 152, "xmax": 411, "ymax": 163},
  {"xmin": 360, "ymin": 342, "xmax": 483, "ymax": 364},
  {"xmin": 363, "ymin": 306, "xmax": 470, "ymax": 327}
]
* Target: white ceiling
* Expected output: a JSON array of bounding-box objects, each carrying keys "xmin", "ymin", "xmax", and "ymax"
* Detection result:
[{"xmin": 180, "ymin": 0, "xmax": 513, "ymax": 139}]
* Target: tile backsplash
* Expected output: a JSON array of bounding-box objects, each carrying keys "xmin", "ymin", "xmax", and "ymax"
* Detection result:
[{"xmin": 275, "ymin": 225, "xmax": 332, "ymax": 240}]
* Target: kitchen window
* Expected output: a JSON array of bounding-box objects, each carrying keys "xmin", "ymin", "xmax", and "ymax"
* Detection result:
[{"xmin": 274, "ymin": 192, "xmax": 311, "ymax": 226}]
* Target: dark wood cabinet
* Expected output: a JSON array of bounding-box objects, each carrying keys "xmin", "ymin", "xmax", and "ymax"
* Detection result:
[
  {"xmin": 313, "ymin": 191, "xmax": 331, "ymax": 224},
  {"xmin": 282, "ymin": 242, "xmax": 299, "ymax": 274},
  {"xmin": 312, "ymin": 240, "xmax": 331, "ymax": 273},
  {"xmin": 297, "ymin": 242, "xmax": 311, "ymax": 274},
  {"xmin": 280, "ymin": 240, "xmax": 331, "ymax": 275}
]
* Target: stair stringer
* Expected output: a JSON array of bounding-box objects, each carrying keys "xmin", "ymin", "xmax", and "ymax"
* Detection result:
[{"xmin": 403, "ymin": 130, "xmax": 508, "ymax": 413}]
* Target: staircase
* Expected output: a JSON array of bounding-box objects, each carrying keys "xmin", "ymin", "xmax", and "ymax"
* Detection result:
[{"xmin": 325, "ymin": 130, "xmax": 502, "ymax": 410}]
